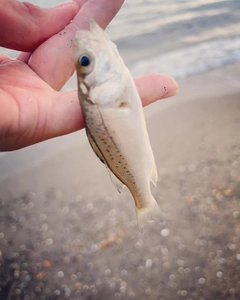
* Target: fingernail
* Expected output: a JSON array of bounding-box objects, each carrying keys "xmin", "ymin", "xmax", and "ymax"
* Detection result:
[{"xmin": 54, "ymin": 1, "xmax": 78, "ymax": 8}]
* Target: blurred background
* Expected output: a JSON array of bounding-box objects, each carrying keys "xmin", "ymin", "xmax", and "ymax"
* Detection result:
[{"xmin": 0, "ymin": 0, "xmax": 240, "ymax": 299}]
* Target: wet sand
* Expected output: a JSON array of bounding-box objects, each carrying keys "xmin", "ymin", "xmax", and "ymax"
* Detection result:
[{"xmin": 0, "ymin": 63, "xmax": 240, "ymax": 300}]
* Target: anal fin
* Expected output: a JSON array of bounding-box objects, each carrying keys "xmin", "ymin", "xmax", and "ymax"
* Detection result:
[
  {"xmin": 107, "ymin": 168, "xmax": 124, "ymax": 193},
  {"xmin": 150, "ymin": 162, "xmax": 158, "ymax": 186}
]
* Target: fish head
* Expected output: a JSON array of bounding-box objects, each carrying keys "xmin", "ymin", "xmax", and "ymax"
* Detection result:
[{"xmin": 73, "ymin": 20, "xmax": 127, "ymax": 105}]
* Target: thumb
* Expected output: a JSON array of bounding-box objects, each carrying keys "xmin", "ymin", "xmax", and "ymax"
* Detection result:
[{"xmin": 0, "ymin": 0, "xmax": 82, "ymax": 52}]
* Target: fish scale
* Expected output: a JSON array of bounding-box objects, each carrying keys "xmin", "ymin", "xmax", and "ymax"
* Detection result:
[
  {"xmin": 73, "ymin": 20, "xmax": 162, "ymax": 229},
  {"xmin": 84, "ymin": 103, "xmax": 136, "ymax": 189}
]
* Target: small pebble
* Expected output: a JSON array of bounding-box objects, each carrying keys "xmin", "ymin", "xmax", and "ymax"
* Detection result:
[
  {"xmin": 41, "ymin": 224, "xmax": 48, "ymax": 231},
  {"xmin": 27, "ymin": 202, "xmax": 35, "ymax": 209},
  {"xmin": 15, "ymin": 289, "xmax": 21, "ymax": 295},
  {"xmin": 54, "ymin": 290, "xmax": 61, "ymax": 296},
  {"xmin": 184, "ymin": 268, "xmax": 191, "ymax": 275},
  {"xmin": 63, "ymin": 256, "xmax": 70, "ymax": 264},
  {"xmin": 70, "ymin": 274, "xmax": 77, "ymax": 281},
  {"xmin": 10, "ymin": 226, "xmax": 17, "ymax": 233},
  {"xmin": 145, "ymin": 287, "xmax": 152, "ymax": 294},
  {"xmin": 228, "ymin": 243, "xmax": 237, "ymax": 250},
  {"xmin": 233, "ymin": 211, "xmax": 239, "ymax": 218},
  {"xmin": 178, "ymin": 166, "xmax": 186, "ymax": 173},
  {"xmin": 39, "ymin": 214, "xmax": 47, "ymax": 221},
  {"xmin": 105, "ymin": 269, "xmax": 112, "ymax": 276},
  {"xmin": 120, "ymin": 285, "xmax": 127, "ymax": 294},
  {"xmin": 189, "ymin": 164, "xmax": 196, "ymax": 172},
  {"xmin": 20, "ymin": 245, "xmax": 26, "ymax": 251},
  {"xmin": 14, "ymin": 270, "xmax": 20, "ymax": 278},
  {"xmin": 63, "ymin": 227, "xmax": 70, "ymax": 235},
  {"xmin": 121, "ymin": 270, "xmax": 128, "ymax": 276},
  {"xmin": 75, "ymin": 194, "xmax": 83, "ymax": 202},
  {"xmin": 129, "ymin": 291, "xmax": 136, "ymax": 298},
  {"xmin": 86, "ymin": 203, "xmax": 94, "ymax": 211},
  {"xmin": 62, "ymin": 206, "xmax": 69, "ymax": 214},
  {"xmin": 216, "ymin": 271, "xmax": 223, "ymax": 278},
  {"xmin": 135, "ymin": 240, "xmax": 143, "ymax": 249},
  {"xmin": 91, "ymin": 244, "xmax": 99, "ymax": 252},
  {"xmin": 181, "ymin": 290, "xmax": 187, "ymax": 296},
  {"xmin": 57, "ymin": 271, "xmax": 64, "ymax": 278},
  {"xmin": 177, "ymin": 290, "xmax": 187, "ymax": 296},
  {"xmin": 43, "ymin": 260, "xmax": 52, "ymax": 268},
  {"xmin": 169, "ymin": 274, "xmax": 176, "ymax": 281},
  {"xmin": 92, "ymin": 289, "xmax": 98, "ymax": 296},
  {"xmin": 202, "ymin": 166, "xmax": 209, "ymax": 173},
  {"xmin": 233, "ymin": 146, "xmax": 240, "ymax": 155},
  {"xmin": 9, "ymin": 211, "xmax": 17, "ymax": 219},
  {"xmin": 199, "ymin": 277, "xmax": 206, "ymax": 284},
  {"xmin": 45, "ymin": 238, "xmax": 54, "ymax": 246},
  {"xmin": 161, "ymin": 229, "xmax": 170, "ymax": 237},
  {"xmin": 179, "ymin": 244, "xmax": 185, "ymax": 251},
  {"xmin": 177, "ymin": 259, "xmax": 185, "ymax": 267},
  {"xmin": 162, "ymin": 248, "xmax": 169, "ymax": 255},
  {"xmin": 145, "ymin": 259, "xmax": 153, "ymax": 269},
  {"xmin": 105, "ymin": 196, "xmax": 113, "ymax": 203}
]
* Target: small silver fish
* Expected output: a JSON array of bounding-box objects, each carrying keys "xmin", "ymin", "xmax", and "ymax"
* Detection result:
[{"xmin": 73, "ymin": 20, "xmax": 162, "ymax": 228}]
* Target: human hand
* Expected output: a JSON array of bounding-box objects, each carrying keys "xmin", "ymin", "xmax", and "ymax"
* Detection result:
[{"xmin": 0, "ymin": 0, "xmax": 178, "ymax": 151}]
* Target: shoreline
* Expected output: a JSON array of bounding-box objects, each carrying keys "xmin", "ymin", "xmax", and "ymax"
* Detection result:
[
  {"xmin": 0, "ymin": 62, "xmax": 240, "ymax": 299},
  {"xmin": 0, "ymin": 62, "xmax": 239, "ymax": 195}
]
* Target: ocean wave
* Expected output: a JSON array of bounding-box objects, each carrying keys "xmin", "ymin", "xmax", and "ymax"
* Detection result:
[{"xmin": 130, "ymin": 36, "xmax": 240, "ymax": 79}]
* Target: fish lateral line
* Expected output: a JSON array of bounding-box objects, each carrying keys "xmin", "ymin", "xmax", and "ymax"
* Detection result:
[
  {"xmin": 85, "ymin": 127, "xmax": 105, "ymax": 164},
  {"xmin": 86, "ymin": 126, "xmax": 125, "ymax": 193},
  {"xmin": 95, "ymin": 104, "xmax": 140, "ymax": 186},
  {"xmin": 96, "ymin": 104, "xmax": 120, "ymax": 150}
]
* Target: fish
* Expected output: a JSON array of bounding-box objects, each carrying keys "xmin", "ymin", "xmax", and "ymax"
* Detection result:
[{"xmin": 73, "ymin": 20, "xmax": 163, "ymax": 229}]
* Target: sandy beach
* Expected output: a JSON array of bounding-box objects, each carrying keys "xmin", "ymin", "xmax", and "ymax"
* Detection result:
[{"xmin": 0, "ymin": 63, "xmax": 240, "ymax": 299}]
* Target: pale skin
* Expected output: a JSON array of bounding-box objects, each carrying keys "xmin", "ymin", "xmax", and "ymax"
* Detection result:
[{"xmin": 0, "ymin": 0, "xmax": 178, "ymax": 151}]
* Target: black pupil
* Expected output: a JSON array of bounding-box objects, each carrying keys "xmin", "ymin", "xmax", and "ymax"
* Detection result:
[{"xmin": 80, "ymin": 55, "xmax": 90, "ymax": 67}]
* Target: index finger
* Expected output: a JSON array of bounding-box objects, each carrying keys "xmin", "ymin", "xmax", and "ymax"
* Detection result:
[{"xmin": 28, "ymin": 0, "xmax": 125, "ymax": 90}]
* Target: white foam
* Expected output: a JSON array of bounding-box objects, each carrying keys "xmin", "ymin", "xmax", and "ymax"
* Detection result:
[{"xmin": 130, "ymin": 36, "xmax": 240, "ymax": 79}]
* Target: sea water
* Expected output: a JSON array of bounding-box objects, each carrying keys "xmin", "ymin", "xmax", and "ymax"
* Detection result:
[
  {"xmin": 0, "ymin": 0, "xmax": 239, "ymax": 177},
  {"xmin": 1, "ymin": 0, "xmax": 239, "ymax": 79}
]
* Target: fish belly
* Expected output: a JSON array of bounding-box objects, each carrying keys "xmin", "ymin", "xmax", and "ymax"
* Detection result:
[
  {"xmin": 82, "ymin": 96, "xmax": 162, "ymax": 229},
  {"xmin": 83, "ymin": 100, "xmax": 155, "ymax": 208}
]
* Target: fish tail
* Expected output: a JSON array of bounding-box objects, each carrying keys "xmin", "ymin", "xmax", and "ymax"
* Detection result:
[{"xmin": 136, "ymin": 196, "xmax": 164, "ymax": 232}]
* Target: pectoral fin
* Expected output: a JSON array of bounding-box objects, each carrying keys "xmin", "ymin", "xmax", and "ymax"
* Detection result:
[{"xmin": 107, "ymin": 168, "xmax": 124, "ymax": 193}]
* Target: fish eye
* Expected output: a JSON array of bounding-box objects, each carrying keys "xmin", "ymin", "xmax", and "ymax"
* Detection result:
[
  {"xmin": 79, "ymin": 55, "xmax": 91, "ymax": 67},
  {"xmin": 76, "ymin": 53, "xmax": 94, "ymax": 75}
]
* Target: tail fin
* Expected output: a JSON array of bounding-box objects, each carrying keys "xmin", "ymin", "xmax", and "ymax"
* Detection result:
[{"xmin": 136, "ymin": 196, "xmax": 164, "ymax": 232}]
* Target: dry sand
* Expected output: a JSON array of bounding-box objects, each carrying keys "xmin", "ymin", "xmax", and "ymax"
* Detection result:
[{"xmin": 0, "ymin": 63, "xmax": 240, "ymax": 300}]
